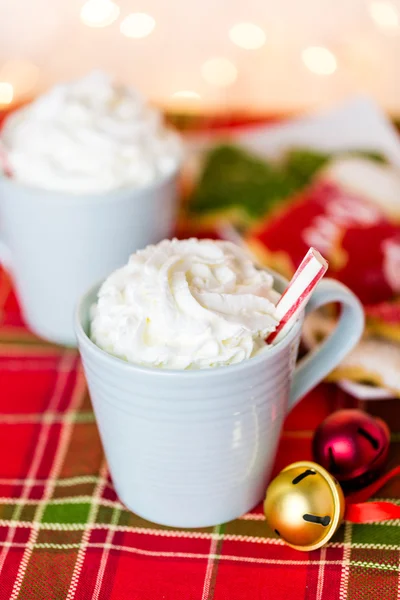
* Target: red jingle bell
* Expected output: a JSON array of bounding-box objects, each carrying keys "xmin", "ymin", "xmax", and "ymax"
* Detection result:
[{"xmin": 312, "ymin": 409, "xmax": 390, "ymax": 492}]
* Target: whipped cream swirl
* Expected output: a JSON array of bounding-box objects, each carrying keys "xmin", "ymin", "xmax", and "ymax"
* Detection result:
[
  {"xmin": 1, "ymin": 71, "xmax": 181, "ymax": 193},
  {"xmin": 91, "ymin": 238, "xmax": 279, "ymax": 369}
]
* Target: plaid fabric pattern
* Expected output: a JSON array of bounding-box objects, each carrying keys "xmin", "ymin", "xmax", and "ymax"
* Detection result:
[{"xmin": 0, "ymin": 266, "xmax": 399, "ymax": 600}]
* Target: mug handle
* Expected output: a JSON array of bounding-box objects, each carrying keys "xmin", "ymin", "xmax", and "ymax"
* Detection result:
[{"xmin": 288, "ymin": 278, "xmax": 364, "ymax": 411}]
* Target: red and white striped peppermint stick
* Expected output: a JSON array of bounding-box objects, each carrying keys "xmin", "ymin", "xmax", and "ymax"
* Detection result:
[{"xmin": 267, "ymin": 247, "xmax": 328, "ymax": 345}]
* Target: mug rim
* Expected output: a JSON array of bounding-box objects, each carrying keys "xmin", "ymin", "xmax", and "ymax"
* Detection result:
[
  {"xmin": 75, "ymin": 270, "xmax": 304, "ymax": 378},
  {"xmin": 0, "ymin": 160, "xmax": 181, "ymax": 205}
]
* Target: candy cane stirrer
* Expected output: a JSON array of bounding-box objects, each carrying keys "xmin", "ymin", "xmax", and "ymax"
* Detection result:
[{"xmin": 267, "ymin": 248, "xmax": 328, "ymax": 345}]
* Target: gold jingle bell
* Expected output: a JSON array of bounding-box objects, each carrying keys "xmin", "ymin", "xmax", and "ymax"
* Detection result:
[{"xmin": 264, "ymin": 461, "xmax": 345, "ymax": 551}]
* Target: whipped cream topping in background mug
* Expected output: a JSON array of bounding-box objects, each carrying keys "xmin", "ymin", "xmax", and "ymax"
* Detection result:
[
  {"xmin": 0, "ymin": 72, "xmax": 182, "ymax": 345},
  {"xmin": 91, "ymin": 238, "xmax": 280, "ymax": 369},
  {"xmin": 1, "ymin": 70, "xmax": 181, "ymax": 193}
]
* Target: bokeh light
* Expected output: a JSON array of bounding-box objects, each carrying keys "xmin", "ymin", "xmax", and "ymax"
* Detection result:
[
  {"xmin": 171, "ymin": 90, "xmax": 201, "ymax": 100},
  {"xmin": 80, "ymin": 0, "xmax": 120, "ymax": 28},
  {"xmin": 201, "ymin": 57, "xmax": 238, "ymax": 87},
  {"xmin": 229, "ymin": 23, "xmax": 266, "ymax": 50},
  {"xmin": 0, "ymin": 60, "xmax": 39, "ymax": 98},
  {"xmin": 0, "ymin": 82, "xmax": 13, "ymax": 105},
  {"xmin": 120, "ymin": 13, "xmax": 156, "ymax": 39},
  {"xmin": 302, "ymin": 46, "xmax": 337, "ymax": 75},
  {"xmin": 369, "ymin": 1, "xmax": 399, "ymax": 30}
]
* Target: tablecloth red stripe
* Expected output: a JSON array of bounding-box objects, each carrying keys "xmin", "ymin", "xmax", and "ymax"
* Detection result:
[{"xmin": 0, "ymin": 266, "xmax": 399, "ymax": 600}]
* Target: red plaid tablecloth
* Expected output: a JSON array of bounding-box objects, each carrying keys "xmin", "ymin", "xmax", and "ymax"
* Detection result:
[{"xmin": 1, "ymin": 265, "xmax": 400, "ymax": 600}]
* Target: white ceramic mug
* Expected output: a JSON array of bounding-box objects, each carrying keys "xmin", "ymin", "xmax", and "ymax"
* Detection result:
[
  {"xmin": 0, "ymin": 171, "xmax": 179, "ymax": 345},
  {"xmin": 76, "ymin": 272, "xmax": 364, "ymax": 528}
]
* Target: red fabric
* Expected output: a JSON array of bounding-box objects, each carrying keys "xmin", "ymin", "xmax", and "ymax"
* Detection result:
[{"xmin": 1, "ymin": 266, "xmax": 399, "ymax": 599}]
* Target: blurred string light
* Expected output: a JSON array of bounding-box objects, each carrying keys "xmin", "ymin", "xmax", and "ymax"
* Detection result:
[
  {"xmin": 0, "ymin": 82, "xmax": 13, "ymax": 106},
  {"xmin": 0, "ymin": 60, "xmax": 39, "ymax": 99},
  {"xmin": 302, "ymin": 46, "xmax": 337, "ymax": 75},
  {"xmin": 369, "ymin": 0, "xmax": 399, "ymax": 30},
  {"xmin": 229, "ymin": 23, "xmax": 266, "ymax": 50},
  {"xmin": 120, "ymin": 13, "xmax": 155, "ymax": 38},
  {"xmin": 170, "ymin": 90, "xmax": 201, "ymax": 111},
  {"xmin": 201, "ymin": 57, "xmax": 238, "ymax": 87},
  {"xmin": 171, "ymin": 91, "xmax": 201, "ymax": 100},
  {"xmin": 80, "ymin": 0, "xmax": 119, "ymax": 28}
]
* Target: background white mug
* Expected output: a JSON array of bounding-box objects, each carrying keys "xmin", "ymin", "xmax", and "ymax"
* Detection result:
[
  {"xmin": 76, "ymin": 272, "xmax": 364, "ymax": 528},
  {"xmin": 0, "ymin": 170, "xmax": 179, "ymax": 345}
]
